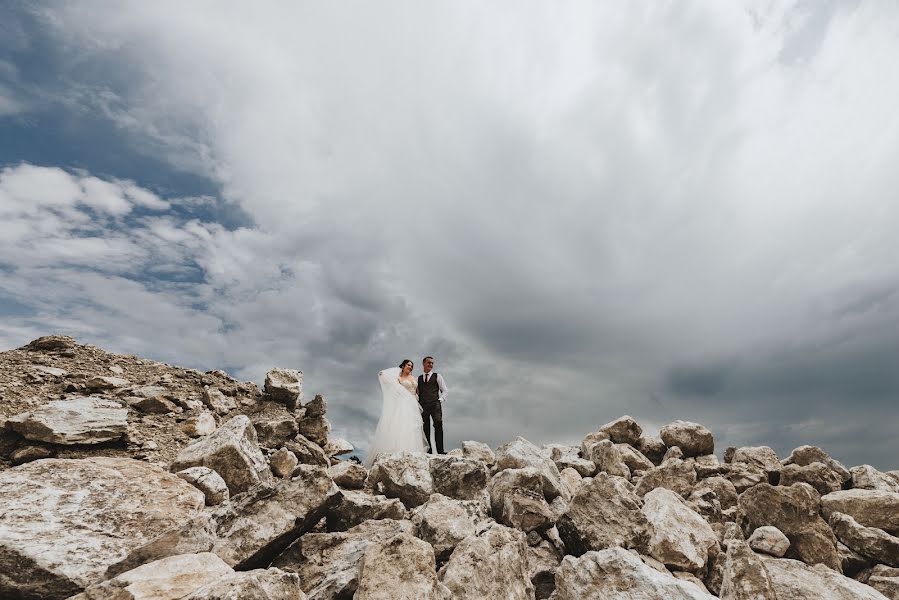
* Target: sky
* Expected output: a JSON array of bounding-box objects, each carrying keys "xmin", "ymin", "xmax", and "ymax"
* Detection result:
[{"xmin": 1, "ymin": 1, "xmax": 898, "ymax": 470}]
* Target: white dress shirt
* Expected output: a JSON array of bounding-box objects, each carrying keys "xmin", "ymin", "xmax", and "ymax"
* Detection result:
[{"xmin": 422, "ymin": 371, "xmax": 448, "ymax": 402}]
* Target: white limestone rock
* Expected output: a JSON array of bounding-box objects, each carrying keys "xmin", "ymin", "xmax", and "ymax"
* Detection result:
[
  {"xmin": 176, "ymin": 466, "xmax": 230, "ymax": 506},
  {"xmin": 355, "ymin": 533, "xmax": 450, "ymax": 600},
  {"xmin": 642, "ymin": 487, "xmax": 719, "ymax": 573},
  {"xmin": 747, "ymin": 525, "xmax": 790, "ymax": 557},
  {"xmin": 6, "ymin": 397, "xmax": 128, "ymax": 445},
  {"xmin": 761, "ymin": 555, "xmax": 890, "ymax": 599}
]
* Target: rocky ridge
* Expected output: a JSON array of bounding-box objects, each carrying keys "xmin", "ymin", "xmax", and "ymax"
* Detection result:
[{"xmin": 1, "ymin": 336, "xmax": 898, "ymax": 599}]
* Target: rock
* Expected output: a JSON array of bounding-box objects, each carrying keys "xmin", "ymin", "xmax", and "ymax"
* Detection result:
[
  {"xmin": 838, "ymin": 541, "xmax": 871, "ymax": 577},
  {"xmin": 737, "ymin": 483, "xmax": 841, "ymax": 570},
  {"xmin": 181, "ymin": 412, "xmax": 217, "ymax": 438},
  {"xmin": 634, "ymin": 458, "xmax": 697, "ymax": 498},
  {"xmin": 582, "ymin": 438, "xmax": 630, "ymax": 478},
  {"xmin": 210, "ymin": 464, "xmax": 340, "ymax": 569},
  {"xmin": 660, "ymin": 420, "xmax": 715, "ymax": 457},
  {"xmin": 636, "ymin": 436, "xmax": 667, "ymax": 466},
  {"xmin": 181, "ymin": 567, "xmax": 306, "ymax": 599},
  {"xmin": 731, "ymin": 446, "xmax": 781, "ymax": 476},
  {"xmin": 272, "ymin": 519, "xmax": 413, "ymax": 600},
  {"xmin": 202, "ymin": 386, "xmax": 237, "ymax": 416},
  {"xmin": 552, "ymin": 547, "xmax": 716, "ymax": 599},
  {"xmin": 26, "ymin": 335, "xmax": 76, "ymax": 351},
  {"xmin": 780, "ymin": 462, "xmax": 844, "ymax": 495},
  {"xmin": 429, "ymin": 455, "xmax": 489, "ymax": 503},
  {"xmin": 327, "ymin": 460, "xmax": 367, "ymax": 489},
  {"xmin": 438, "ymin": 522, "xmax": 533, "ymax": 600},
  {"xmin": 747, "ymin": 525, "xmax": 790, "ymax": 557},
  {"xmin": 86, "ymin": 376, "xmax": 130, "ymax": 390},
  {"xmin": 0, "ymin": 457, "xmax": 204, "ymax": 600},
  {"xmin": 579, "ymin": 430, "xmax": 611, "ymax": 457},
  {"xmin": 366, "ymin": 452, "xmax": 434, "ymax": 509},
  {"xmin": 829, "ymin": 511, "xmax": 899, "ymax": 567},
  {"xmin": 559, "ymin": 467, "xmax": 584, "ymax": 497},
  {"xmin": 719, "ymin": 540, "xmax": 777, "ymax": 600},
  {"xmin": 487, "ymin": 467, "xmax": 544, "ymax": 519},
  {"xmin": 326, "ymin": 489, "xmax": 406, "ymax": 532},
  {"xmin": 71, "ymin": 552, "xmax": 233, "ymax": 600},
  {"xmin": 170, "ymin": 415, "xmax": 272, "ymax": 495},
  {"xmin": 33, "ymin": 365, "xmax": 68, "ymax": 377},
  {"xmin": 10, "ymin": 445, "xmax": 53, "ymax": 465},
  {"xmin": 285, "ymin": 434, "xmax": 330, "ymax": 467},
  {"xmin": 642, "ymin": 487, "xmax": 719, "ymax": 572},
  {"xmin": 783, "ymin": 445, "xmax": 851, "ymax": 483},
  {"xmin": 304, "ymin": 394, "xmax": 327, "ymax": 417},
  {"xmin": 269, "ymin": 448, "xmax": 299, "ymax": 478},
  {"xmin": 821, "ymin": 489, "xmax": 899, "ymax": 535},
  {"xmin": 852, "ymin": 465, "xmax": 899, "ymax": 494},
  {"xmin": 664, "ymin": 445, "xmax": 686, "ymax": 462},
  {"xmin": 693, "ymin": 476, "xmax": 738, "ymax": 510},
  {"xmin": 673, "ymin": 570, "xmax": 712, "ymax": 593},
  {"xmin": 176, "ymin": 466, "xmax": 230, "ymax": 505},
  {"xmin": 761, "ymin": 555, "xmax": 890, "ymax": 599},
  {"xmin": 130, "ymin": 395, "xmax": 179, "ymax": 414},
  {"xmin": 501, "ymin": 487, "xmax": 555, "ymax": 534},
  {"xmin": 298, "ymin": 414, "xmax": 331, "ymax": 446},
  {"xmin": 104, "ymin": 513, "xmax": 218, "ymax": 578},
  {"xmin": 355, "ymin": 533, "xmax": 450, "ymax": 600},
  {"xmin": 616, "ymin": 443, "xmax": 655, "ymax": 472},
  {"xmin": 253, "ymin": 416, "xmax": 300, "ymax": 449},
  {"xmin": 264, "ymin": 368, "xmax": 303, "ymax": 410},
  {"xmin": 462, "ymin": 440, "xmax": 495, "ymax": 465},
  {"xmin": 324, "ymin": 438, "xmax": 353, "ymax": 457},
  {"xmin": 411, "ymin": 493, "xmax": 488, "ymax": 561},
  {"xmin": 552, "ymin": 453, "xmax": 595, "ymax": 477},
  {"xmin": 865, "ymin": 565, "xmax": 899, "ymax": 600},
  {"xmin": 527, "ymin": 539, "xmax": 562, "ymax": 600},
  {"xmin": 495, "ymin": 436, "xmax": 565, "ymax": 501},
  {"xmin": 556, "ymin": 472, "xmax": 650, "ymax": 556},
  {"xmin": 599, "ymin": 415, "xmax": 643, "ymax": 445},
  {"xmin": 7, "ymin": 397, "xmax": 128, "ymax": 445}
]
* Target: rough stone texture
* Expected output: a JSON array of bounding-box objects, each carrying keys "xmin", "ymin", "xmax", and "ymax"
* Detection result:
[
  {"xmin": 355, "ymin": 533, "xmax": 450, "ymax": 600},
  {"xmin": 552, "ymin": 547, "xmax": 716, "ymax": 600},
  {"xmin": 761, "ymin": 555, "xmax": 890, "ymax": 600},
  {"xmin": 7, "ymin": 397, "xmax": 128, "ymax": 445},
  {"xmin": 642, "ymin": 487, "xmax": 719, "ymax": 573},
  {"xmin": 616, "ymin": 443, "xmax": 655, "ymax": 472},
  {"xmin": 326, "ymin": 489, "xmax": 406, "ymax": 532},
  {"xmin": 181, "ymin": 412, "xmax": 217, "ymax": 438},
  {"xmin": 327, "ymin": 460, "xmax": 367, "ymax": 489},
  {"xmin": 131, "ymin": 395, "xmax": 180, "ymax": 414},
  {"xmin": 821, "ymin": 489, "xmax": 899, "ymax": 535},
  {"xmin": 552, "ymin": 453, "xmax": 595, "ymax": 477},
  {"xmin": 298, "ymin": 414, "xmax": 331, "ymax": 446},
  {"xmin": 838, "ymin": 541, "xmax": 871, "ymax": 577},
  {"xmin": 579, "ymin": 430, "xmax": 611, "ymax": 458},
  {"xmin": 0, "ymin": 457, "xmax": 204, "ymax": 600},
  {"xmin": 527, "ymin": 538, "xmax": 562, "ymax": 600},
  {"xmin": 495, "ymin": 436, "xmax": 565, "ymax": 501},
  {"xmin": 170, "ymin": 414, "xmax": 272, "ymax": 495},
  {"xmin": 719, "ymin": 540, "xmax": 777, "ymax": 600},
  {"xmin": 202, "ymin": 386, "xmax": 237, "ymax": 416},
  {"xmin": 830, "ymin": 511, "xmax": 899, "ymax": 567},
  {"xmin": 737, "ymin": 483, "xmax": 841, "ymax": 571},
  {"xmin": 211, "ymin": 465, "xmax": 341, "ymax": 569},
  {"xmin": 323, "ymin": 438, "xmax": 353, "ymax": 457},
  {"xmin": 253, "ymin": 416, "xmax": 300, "ymax": 449},
  {"xmin": 660, "ymin": 420, "xmax": 715, "ymax": 457},
  {"xmin": 731, "ymin": 446, "xmax": 781, "ymax": 476},
  {"xmin": 501, "ymin": 487, "xmax": 555, "ymax": 534},
  {"xmin": 176, "ymin": 466, "xmax": 230, "ymax": 506},
  {"xmin": 747, "ymin": 525, "xmax": 790, "ymax": 557},
  {"xmin": 438, "ymin": 522, "xmax": 534, "ymax": 600},
  {"xmin": 487, "ymin": 466, "xmax": 544, "ymax": 519},
  {"xmin": 634, "ymin": 458, "xmax": 697, "ymax": 498},
  {"xmin": 694, "ymin": 476, "xmax": 738, "ymax": 510},
  {"xmin": 411, "ymin": 493, "xmax": 488, "ymax": 561},
  {"xmin": 865, "ymin": 566, "xmax": 899, "ymax": 600},
  {"xmin": 182, "ymin": 567, "xmax": 306, "ymax": 600},
  {"xmin": 556, "ymin": 472, "xmax": 650, "ymax": 556},
  {"xmin": 10, "ymin": 445, "xmax": 53, "ymax": 465},
  {"xmin": 264, "ymin": 368, "xmax": 303, "ymax": 409},
  {"xmin": 461, "ymin": 440, "xmax": 495, "ymax": 465},
  {"xmin": 273, "ymin": 519, "xmax": 413, "ymax": 600},
  {"xmin": 269, "ymin": 448, "xmax": 299, "ymax": 478},
  {"xmin": 559, "ymin": 467, "xmax": 584, "ymax": 498},
  {"xmin": 599, "ymin": 415, "xmax": 643, "ymax": 445},
  {"xmin": 285, "ymin": 434, "xmax": 329, "ymax": 468},
  {"xmin": 852, "ymin": 465, "xmax": 899, "ymax": 494},
  {"xmin": 366, "ymin": 451, "xmax": 434, "ymax": 509},
  {"xmin": 780, "ymin": 462, "xmax": 844, "ymax": 495},
  {"xmin": 582, "ymin": 438, "xmax": 630, "ymax": 478},
  {"xmin": 716, "ymin": 462, "xmax": 769, "ymax": 493},
  {"xmin": 429, "ymin": 454, "xmax": 489, "ymax": 503},
  {"xmin": 71, "ymin": 552, "xmax": 233, "ymax": 600},
  {"xmin": 86, "ymin": 376, "xmax": 130, "ymax": 390},
  {"xmin": 636, "ymin": 436, "xmax": 667, "ymax": 466},
  {"xmin": 783, "ymin": 445, "xmax": 851, "ymax": 483}
]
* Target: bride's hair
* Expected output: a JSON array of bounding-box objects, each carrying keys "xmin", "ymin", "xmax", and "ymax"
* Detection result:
[{"xmin": 398, "ymin": 359, "xmax": 413, "ymax": 370}]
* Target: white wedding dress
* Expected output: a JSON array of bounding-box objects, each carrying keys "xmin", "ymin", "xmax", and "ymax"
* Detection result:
[{"xmin": 365, "ymin": 367, "xmax": 428, "ymax": 467}]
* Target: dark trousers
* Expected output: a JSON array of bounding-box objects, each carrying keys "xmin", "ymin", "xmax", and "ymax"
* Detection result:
[{"xmin": 420, "ymin": 401, "xmax": 444, "ymax": 454}]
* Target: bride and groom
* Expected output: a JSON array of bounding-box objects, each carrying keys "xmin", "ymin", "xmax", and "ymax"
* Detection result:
[{"xmin": 366, "ymin": 356, "xmax": 448, "ymax": 466}]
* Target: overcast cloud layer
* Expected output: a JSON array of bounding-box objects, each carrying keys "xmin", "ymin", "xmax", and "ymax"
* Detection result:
[{"xmin": 2, "ymin": 1, "xmax": 898, "ymax": 468}]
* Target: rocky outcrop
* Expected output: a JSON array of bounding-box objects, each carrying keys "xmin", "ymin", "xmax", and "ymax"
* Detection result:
[
  {"xmin": 599, "ymin": 415, "xmax": 643, "ymax": 445},
  {"xmin": 176, "ymin": 466, "xmax": 230, "ymax": 505},
  {"xmin": 495, "ymin": 436, "xmax": 565, "ymax": 501},
  {"xmin": 438, "ymin": 522, "xmax": 533, "ymax": 600},
  {"xmin": 327, "ymin": 460, "xmax": 367, "ymax": 489},
  {"xmin": 411, "ymin": 493, "xmax": 488, "ymax": 561},
  {"xmin": 429, "ymin": 454, "xmax": 489, "ymax": 503},
  {"xmin": 762, "ymin": 555, "xmax": 890, "ymax": 599},
  {"xmin": 829, "ymin": 511, "xmax": 899, "ymax": 567},
  {"xmin": 326, "ymin": 489, "xmax": 406, "ymax": 532},
  {"xmin": 182, "ymin": 567, "xmax": 306, "ymax": 599},
  {"xmin": 821, "ymin": 489, "xmax": 899, "ymax": 534},
  {"xmin": 660, "ymin": 420, "xmax": 715, "ymax": 457},
  {"xmin": 264, "ymin": 368, "xmax": 303, "ymax": 410},
  {"xmin": 642, "ymin": 487, "xmax": 719, "ymax": 573},
  {"xmin": 634, "ymin": 458, "xmax": 697, "ymax": 498},
  {"xmin": 355, "ymin": 533, "xmax": 450, "ymax": 600},
  {"xmin": 6, "ymin": 397, "xmax": 128, "ymax": 445},
  {"xmin": 783, "ymin": 445, "xmax": 851, "ymax": 484},
  {"xmin": 719, "ymin": 540, "xmax": 777, "ymax": 600},
  {"xmin": 366, "ymin": 451, "xmax": 434, "ymax": 508}
]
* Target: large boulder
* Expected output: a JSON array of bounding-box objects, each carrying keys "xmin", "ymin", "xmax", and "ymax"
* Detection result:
[
  {"xmin": 641, "ymin": 487, "xmax": 719, "ymax": 573},
  {"xmin": 780, "ymin": 462, "xmax": 844, "ymax": 495},
  {"xmin": 731, "ymin": 446, "xmax": 781, "ymax": 477},
  {"xmin": 264, "ymin": 368, "xmax": 303, "ymax": 409},
  {"xmin": 864, "ymin": 565, "xmax": 899, "ymax": 600},
  {"xmin": 327, "ymin": 461, "xmax": 367, "ymax": 489},
  {"xmin": 782, "ymin": 445, "xmax": 851, "ymax": 483},
  {"xmin": 429, "ymin": 455, "xmax": 489, "ymax": 503},
  {"xmin": 660, "ymin": 420, "xmax": 715, "ymax": 457},
  {"xmin": 761, "ymin": 555, "xmax": 890, "ymax": 599},
  {"xmin": 821, "ymin": 489, "xmax": 899, "ymax": 535},
  {"xmin": 6, "ymin": 397, "xmax": 128, "ymax": 445},
  {"xmin": 0, "ymin": 457, "xmax": 205, "ymax": 600},
  {"xmin": 487, "ymin": 467, "xmax": 544, "ymax": 519},
  {"xmin": 634, "ymin": 458, "xmax": 697, "ymax": 498},
  {"xmin": 747, "ymin": 525, "xmax": 790, "ymax": 557},
  {"xmin": 201, "ymin": 387, "xmax": 237, "ymax": 416},
  {"xmin": 461, "ymin": 440, "xmax": 495, "ymax": 465},
  {"xmin": 599, "ymin": 415, "xmax": 643, "ymax": 445},
  {"xmin": 273, "ymin": 519, "xmax": 413, "ymax": 600},
  {"xmin": 366, "ymin": 452, "xmax": 434, "ymax": 509},
  {"xmin": 737, "ymin": 483, "xmax": 840, "ymax": 570},
  {"xmin": 552, "ymin": 547, "xmax": 716, "ymax": 599},
  {"xmin": 355, "ymin": 533, "xmax": 450, "ymax": 600},
  {"xmin": 253, "ymin": 415, "xmax": 300, "ymax": 449},
  {"xmin": 326, "ymin": 490, "xmax": 406, "ymax": 532},
  {"xmin": 719, "ymin": 540, "xmax": 777, "ymax": 600},
  {"xmin": 829, "ymin": 511, "xmax": 899, "ymax": 567},
  {"xmin": 176, "ymin": 466, "xmax": 230, "ymax": 506},
  {"xmin": 581, "ymin": 439, "xmax": 630, "ymax": 478},
  {"xmin": 210, "ymin": 465, "xmax": 341, "ymax": 569},
  {"xmin": 285, "ymin": 434, "xmax": 330, "ymax": 468},
  {"xmin": 556, "ymin": 472, "xmax": 650, "ymax": 556},
  {"xmin": 851, "ymin": 465, "xmax": 899, "ymax": 494},
  {"xmin": 170, "ymin": 415, "xmax": 272, "ymax": 495},
  {"xmin": 616, "ymin": 443, "xmax": 655, "ymax": 473},
  {"xmin": 693, "ymin": 476, "xmax": 738, "ymax": 510},
  {"xmin": 495, "ymin": 437, "xmax": 565, "ymax": 501},
  {"xmin": 635, "ymin": 436, "xmax": 667, "ymax": 466},
  {"xmin": 298, "ymin": 415, "xmax": 331, "ymax": 447},
  {"xmin": 501, "ymin": 487, "xmax": 556, "ymax": 534},
  {"xmin": 527, "ymin": 538, "xmax": 563, "ymax": 600},
  {"xmin": 182, "ymin": 567, "xmax": 306, "ymax": 599},
  {"xmin": 411, "ymin": 493, "xmax": 488, "ymax": 561},
  {"xmin": 438, "ymin": 522, "xmax": 534, "ymax": 600}
]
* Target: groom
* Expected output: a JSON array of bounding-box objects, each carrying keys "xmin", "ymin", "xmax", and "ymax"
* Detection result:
[{"xmin": 418, "ymin": 356, "xmax": 447, "ymax": 454}]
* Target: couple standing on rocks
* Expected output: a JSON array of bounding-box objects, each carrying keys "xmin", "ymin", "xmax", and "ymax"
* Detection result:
[{"xmin": 367, "ymin": 356, "xmax": 448, "ymax": 466}]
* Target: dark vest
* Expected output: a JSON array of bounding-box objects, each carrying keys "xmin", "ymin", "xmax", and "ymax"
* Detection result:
[{"xmin": 418, "ymin": 372, "xmax": 440, "ymax": 405}]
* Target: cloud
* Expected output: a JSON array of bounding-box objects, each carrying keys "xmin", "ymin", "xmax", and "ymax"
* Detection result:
[{"xmin": 2, "ymin": 2, "xmax": 899, "ymax": 468}]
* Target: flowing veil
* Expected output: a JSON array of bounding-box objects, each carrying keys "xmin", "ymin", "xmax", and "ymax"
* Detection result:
[{"xmin": 365, "ymin": 367, "xmax": 428, "ymax": 467}]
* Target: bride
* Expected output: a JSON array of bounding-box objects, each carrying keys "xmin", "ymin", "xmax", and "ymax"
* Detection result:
[{"xmin": 365, "ymin": 359, "xmax": 428, "ymax": 467}]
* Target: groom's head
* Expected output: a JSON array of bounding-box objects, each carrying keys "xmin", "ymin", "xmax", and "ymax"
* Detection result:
[{"xmin": 422, "ymin": 356, "xmax": 434, "ymax": 373}]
